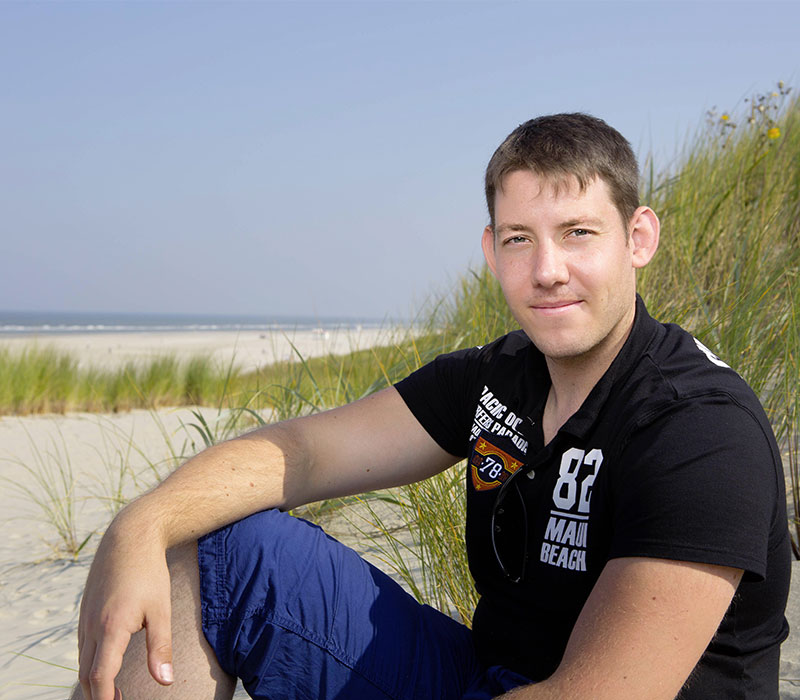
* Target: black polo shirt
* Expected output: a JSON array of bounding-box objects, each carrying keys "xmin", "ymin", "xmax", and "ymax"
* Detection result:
[{"xmin": 395, "ymin": 296, "xmax": 790, "ymax": 698}]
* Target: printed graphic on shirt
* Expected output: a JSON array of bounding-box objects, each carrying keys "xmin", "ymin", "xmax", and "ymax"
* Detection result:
[
  {"xmin": 470, "ymin": 436, "xmax": 524, "ymax": 492},
  {"xmin": 693, "ymin": 337, "xmax": 731, "ymax": 370},
  {"xmin": 469, "ymin": 385, "xmax": 529, "ymax": 454},
  {"xmin": 539, "ymin": 447, "xmax": 603, "ymax": 572}
]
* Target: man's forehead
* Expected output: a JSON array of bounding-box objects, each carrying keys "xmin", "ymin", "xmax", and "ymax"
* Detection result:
[
  {"xmin": 494, "ymin": 170, "xmax": 614, "ymax": 213},
  {"xmin": 496, "ymin": 169, "xmax": 601, "ymax": 198}
]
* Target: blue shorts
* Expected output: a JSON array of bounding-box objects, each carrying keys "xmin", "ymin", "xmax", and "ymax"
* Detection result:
[{"xmin": 197, "ymin": 509, "xmax": 530, "ymax": 700}]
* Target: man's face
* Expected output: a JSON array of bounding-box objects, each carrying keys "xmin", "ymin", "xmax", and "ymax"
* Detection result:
[{"xmin": 482, "ymin": 170, "xmax": 651, "ymax": 366}]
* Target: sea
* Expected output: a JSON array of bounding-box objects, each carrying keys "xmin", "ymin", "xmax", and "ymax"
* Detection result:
[{"xmin": 0, "ymin": 310, "xmax": 386, "ymax": 335}]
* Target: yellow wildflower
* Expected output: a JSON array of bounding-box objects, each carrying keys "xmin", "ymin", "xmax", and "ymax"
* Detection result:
[
  {"xmin": 767, "ymin": 127, "xmax": 781, "ymax": 140},
  {"xmin": 721, "ymin": 114, "xmax": 730, "ymax": 121}
]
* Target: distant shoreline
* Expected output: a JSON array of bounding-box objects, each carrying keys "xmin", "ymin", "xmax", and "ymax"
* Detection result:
[{"xmin": 0, "ymin": 309, "xmax": 391, "ymax": 336}]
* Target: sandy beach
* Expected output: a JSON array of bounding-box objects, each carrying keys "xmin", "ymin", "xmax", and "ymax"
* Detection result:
[
  {"xmin": 1, "ymin": 332, "xmax": 799, "ymax": 699},
  {"xmin": 0, "ymin": 328, "xmax": 416, "ymax": 699}
]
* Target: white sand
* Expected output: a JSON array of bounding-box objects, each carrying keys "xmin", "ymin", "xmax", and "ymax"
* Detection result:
[
  {"xmin": 0, "ymin": 326, "xmax": 403, "ymax": 373},
  {"xmin": 0, "ymin": 408, "xmax": 219, "ymax": 699}
]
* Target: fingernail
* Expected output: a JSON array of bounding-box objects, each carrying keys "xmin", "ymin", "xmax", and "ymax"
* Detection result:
[{"xmin": 160, "ymin": 662, "xmax": 174, "ymax": 683}]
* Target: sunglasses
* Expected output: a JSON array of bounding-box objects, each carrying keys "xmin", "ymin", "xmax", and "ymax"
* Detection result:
[{"xmin": 490, "ymin": 464, "xmax": 531, "ymax": 583}]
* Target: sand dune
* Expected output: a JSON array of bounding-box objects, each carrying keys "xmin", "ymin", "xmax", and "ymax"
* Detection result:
[{"xmin": 1, "ymin": 326, "xmax": 405, "ymax": 698}]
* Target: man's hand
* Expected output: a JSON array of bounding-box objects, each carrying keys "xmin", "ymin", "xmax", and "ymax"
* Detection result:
[{"xmin": 77, "ymin": 515, "xmax": 174, "ymax": 700}]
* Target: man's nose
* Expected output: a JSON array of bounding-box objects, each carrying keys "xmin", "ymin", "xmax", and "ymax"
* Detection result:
[{"xmin": 532, "ymin": 241, "xmax": 569, "ymax": 287}]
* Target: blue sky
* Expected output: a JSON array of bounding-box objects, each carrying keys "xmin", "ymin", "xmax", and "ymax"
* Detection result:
[{"xmin": 2, "ymin": 1, "xmax": 798, "ymax": 320}]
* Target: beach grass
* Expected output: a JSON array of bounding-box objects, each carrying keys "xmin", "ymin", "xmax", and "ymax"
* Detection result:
[
  {"xmin": 1, "ymin": 424, "xmax": 94, "ymax": 559},
  {"xmin": 3, "ymin": 83, "xmax": 799, "ymax": 614},
  {"xmin": 640, "ymin": 85, "xmax": 800, "ymax": 548},
  {"xmin": 0, "ymin": 331, "xmax": 447, "ymax": 417}
]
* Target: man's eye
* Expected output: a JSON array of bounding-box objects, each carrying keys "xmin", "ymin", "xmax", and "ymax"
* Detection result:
[{"xmin": 569, "ymin": 229, "xmax": 591, "ymax": 238}]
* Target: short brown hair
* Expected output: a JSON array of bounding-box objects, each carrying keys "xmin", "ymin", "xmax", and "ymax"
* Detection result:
[{"xmin": 485, "ymin": 113, "xmax": 640, "ymax": 229}]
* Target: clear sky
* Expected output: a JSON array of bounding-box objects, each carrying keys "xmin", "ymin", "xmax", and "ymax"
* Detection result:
[{"xmin": 2, "ymin": 0, "xmax": 798, "ymax": 320}]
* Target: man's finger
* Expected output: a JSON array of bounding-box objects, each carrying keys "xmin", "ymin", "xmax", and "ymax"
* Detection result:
[
  {"xmin": 88, "ymin": 628, "xmax": 131, "ymax": 700},
  {"xmin": 145, "ymin": 611, "xmax": 174, "ymax": 686},
  {"xmin": 77, "ymin": 639, "xmax": 96, "ymax": 700}
]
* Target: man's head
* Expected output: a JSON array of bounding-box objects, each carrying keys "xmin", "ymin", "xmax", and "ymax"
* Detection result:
[
  {"xmin": 480, "ymin": 114, "xmax": 659, "ymax": 368},
  {"xmin": 484, "ymin": 113, "xmax": 640, "ymax": 231}
]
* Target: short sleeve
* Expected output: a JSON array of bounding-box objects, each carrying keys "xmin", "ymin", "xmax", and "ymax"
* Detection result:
[
  {"xmin": 609, "ymin": 396, "xmax": 780, "ymax": 580},
  {"xmin": 394, "ymin": 345, "xmax": 485, "ymax": 458}
]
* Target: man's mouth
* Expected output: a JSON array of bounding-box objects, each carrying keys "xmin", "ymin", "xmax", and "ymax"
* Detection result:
[{"xmin": 531, "ymin": 300, "xmax": 582, "ymax": 313}]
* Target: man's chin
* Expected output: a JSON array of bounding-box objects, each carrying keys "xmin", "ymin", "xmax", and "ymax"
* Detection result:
[{"xmin": 524, "ymin": 333, "xmax": 590, "ymax": 361}]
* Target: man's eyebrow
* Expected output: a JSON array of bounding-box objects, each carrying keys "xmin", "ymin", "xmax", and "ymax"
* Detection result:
[
  {"xmin": 559, "ymin": 217, "xmax": 605, "ymax": 229},
  {"xmin": 494, "ymin": 223, "xmax": 530, "ymax": 234},
  {"xmin": 495, "ymin": 217, "xmax": 607, "ymax": 234}
]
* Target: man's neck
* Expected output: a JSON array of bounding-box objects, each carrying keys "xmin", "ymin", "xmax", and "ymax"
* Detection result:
[{"xmin": 541, "ymin": 309, "xmax": 636, "ymax": 445}]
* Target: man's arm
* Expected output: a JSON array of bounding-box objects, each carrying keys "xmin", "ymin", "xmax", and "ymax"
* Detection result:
[
  {"xmin": 78, "ymin": 386, "xmax": 457, "ymax": 700},
  {"xmin": 496, "ymin": 557, "xmax": 742, "ymax": 700}
]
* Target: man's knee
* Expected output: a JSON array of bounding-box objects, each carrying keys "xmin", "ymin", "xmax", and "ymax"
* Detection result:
[{"xmin": 72, "ymin": 541, "xmax": 234, "ymax": 700}]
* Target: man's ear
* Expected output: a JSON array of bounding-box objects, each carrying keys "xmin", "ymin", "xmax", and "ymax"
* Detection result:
[
  {"xmin": 482, "ymin": 225, "xmax": 499, "ymax": 277},
  {"xmin": 629, "ymin": 206, "xmax": 660, "ymax": 269}
]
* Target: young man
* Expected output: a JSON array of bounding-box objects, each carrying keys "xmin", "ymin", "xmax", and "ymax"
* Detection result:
[{"xmin": 75, "ymin": 114, "xmax": 790, "ymax": 700}]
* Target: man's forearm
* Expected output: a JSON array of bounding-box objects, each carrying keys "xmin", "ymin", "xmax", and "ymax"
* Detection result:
[
  {"xmin": 492, "ymin": 558, "xmax": 739, "ymax": 700},
  {"xmin": 113, "ymin": 419, "xmax": 307, "ymax": 551},
  {"xmin": 103, "ymin": 385, "xmax": 453, "ymax": 552}
]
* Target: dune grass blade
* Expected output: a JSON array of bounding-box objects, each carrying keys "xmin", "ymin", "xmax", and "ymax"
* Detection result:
[{"xmin": 1, "ymin": 424, "xmax": 94, "ymax": 559}]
